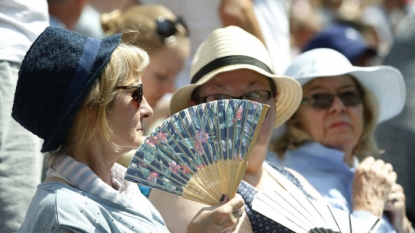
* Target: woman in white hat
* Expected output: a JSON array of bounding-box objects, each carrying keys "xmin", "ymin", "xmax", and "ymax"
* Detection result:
[
  {"xmin": 271, "ymin": 48, "xmax": 413, "ymax": 232},
  {"xmin": 148, "ymin": 26, "xmax": 327, "ymax": 233}
]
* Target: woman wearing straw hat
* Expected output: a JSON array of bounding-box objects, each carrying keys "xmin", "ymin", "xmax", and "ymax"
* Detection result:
[
  {"xmin": 14, "ymin": 26, "xmax": 245, "ymax": 233},
  {"xmin": 271, "ymin": 48, "xmax": 413, "ymax": 232},
  {"xmin": 148, "ymin": 26, "xmax": 327, "ymax": 233}
]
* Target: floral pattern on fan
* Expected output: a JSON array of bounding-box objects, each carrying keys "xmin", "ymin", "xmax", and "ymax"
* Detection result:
[{"xmin": 124, "ymin": 99, "xmax": 270, "ymax": 206}]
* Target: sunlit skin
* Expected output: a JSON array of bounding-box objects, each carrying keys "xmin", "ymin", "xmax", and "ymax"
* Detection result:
[
  {"xmin": 71, "ymin": 79, "xmax": 153, "ymax": 186},
  {"xmin": 190, "ymin": 69, "xmax": 277, "ymax": 182},
  {"xmin": 296, "ymin": 75, "xmax": 364, "ymax": 164},
  {"xmin": 142, "ymin": 41, "xmax": 190, "ymax": 108},
  {"xmin": 107, "ymin": 81, "xmax": 153, "ymax": 152}
]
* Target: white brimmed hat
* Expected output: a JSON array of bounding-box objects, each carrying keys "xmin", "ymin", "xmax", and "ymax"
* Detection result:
[
  {"xmin": 284, "ymin": 48, "xmax": 406, "ymax": 123},
  {"xmin": 169, "ymin": 26, "xmax": 302, "ymax": 128}
]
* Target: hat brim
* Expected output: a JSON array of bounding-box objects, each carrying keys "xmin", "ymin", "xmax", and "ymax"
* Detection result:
[
  {"xmin": 170, "ymin": 64, "xmax": 303, "ymax": 128},
  {"xmin": 294, "ymin": 65, "xmax": 405, "ymax": 123}
]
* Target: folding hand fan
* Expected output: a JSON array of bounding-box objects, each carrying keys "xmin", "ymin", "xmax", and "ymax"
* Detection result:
[
  {"xmin": 124, "ymin": 99, "xmax": 270, "ymax": 206},
  {"xmin": 252, "ymin": 170, "xmax": 381, "ymax": 233}
]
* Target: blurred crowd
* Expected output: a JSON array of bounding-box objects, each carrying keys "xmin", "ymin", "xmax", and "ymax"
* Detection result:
[{"xmin": 1, "ymin": 0, "xmax": 415, "ymax": 232}]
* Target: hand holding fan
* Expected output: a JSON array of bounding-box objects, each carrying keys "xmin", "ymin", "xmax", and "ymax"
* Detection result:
[{"xmin": 125, "ymin": 99, "xmax": 270, "ymax": 206}]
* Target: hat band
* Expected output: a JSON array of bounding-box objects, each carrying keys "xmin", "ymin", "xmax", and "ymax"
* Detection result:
[
  {"xmin": 51, "ymin": 37, "xmax": 102, "ymax": 137},
  {"xmin": 191, "ymin": 55, "xmax": 273, "ymax": 84}
]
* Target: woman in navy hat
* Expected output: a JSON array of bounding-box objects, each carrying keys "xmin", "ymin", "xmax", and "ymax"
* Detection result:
[{"xmin": 13, "ymin": 26, "xmax": 244, "ymax": 233}]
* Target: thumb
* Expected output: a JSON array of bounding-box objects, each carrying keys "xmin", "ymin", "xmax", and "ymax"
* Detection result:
[{"xmin": 220, "ymin": 193, "xmax": 245, "ymax": 210}]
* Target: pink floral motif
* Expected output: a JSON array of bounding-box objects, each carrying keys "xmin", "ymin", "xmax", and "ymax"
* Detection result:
[
  {"xmin": 146, "ymin": 135, "xmax": 158, "ymax": 147},
  {"xmin": 193, "ymin": 129, "xmax": 209, "ymax": 155},
  {"xmin": 168, "ymin": 161, "xmax": 180, "ymax": 174},
  {"xmin": 233, "ymin": 106, "xmax": 244, "ymax": 123},
  {"xmin": 196, "ymin": 163, "xmax": 204, "ymax": 170},
  {"xmin": 147, "ymin": 171, "xmax": 158, "ymax": 183},
  {"xmin": 196, "ymin": 129, "xmax": 209, "ymax": 143},
  {"xmin": 237, "ymin": 106, "xmax": 244, "ymax": 120},
  {"xmin": 156, "ymin": 132, "xmax": 168, "ymax": 143},
  {"xmin": 194, "ymin": 142, "xmax": 203, "ymax": 155},
  {"xmin": 181, "ymin": 165, "xmax": 192, "ymax": 175},
  {"xmin": 234, "ymin": 153, "xmax": 243, "ymax": 161}
]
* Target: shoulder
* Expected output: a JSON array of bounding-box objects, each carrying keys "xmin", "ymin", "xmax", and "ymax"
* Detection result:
[
  {"xmin": 19, "ymin": 182, "xmax": 72, "ymax": 232},
  {"xmin": 20, "ymin": 182, "xmax": 111, "ymax": 232}
]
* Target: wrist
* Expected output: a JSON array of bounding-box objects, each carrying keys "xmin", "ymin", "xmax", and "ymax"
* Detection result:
[
  {"xmin": 352, "ymin": 204, "xmax": 384, "ymax": 218},
  {"xmin": 395, "ymin": 217, "xmax": 414, "ymax": 233},
  {"xmin": 403, "ymin": 218, "xmax": 413, "ymax": 233}
]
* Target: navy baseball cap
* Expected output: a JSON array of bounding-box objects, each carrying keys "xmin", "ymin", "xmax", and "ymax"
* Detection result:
[{"xmin": 302, "ymin": 24, "xmax": 377, "ymax": 64}]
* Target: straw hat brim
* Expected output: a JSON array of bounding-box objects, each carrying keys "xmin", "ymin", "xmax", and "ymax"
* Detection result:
[{"xmin": 170, "ymin": 64, "xmax": 303, "ymax": 128}]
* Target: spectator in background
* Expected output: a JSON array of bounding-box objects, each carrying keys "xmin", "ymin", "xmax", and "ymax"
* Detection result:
[
  {"xmin": 361, "ymin": 0, "xmax": 408, "ymax": 57},
  {"xmin": 100, "ymin": 4, "xmax": 190, "ymax": 196},
  {"xmin": 136, "ymin": 0, "xmax": 292, "ymax": 88},
  {"xmin": 101, "ymin": 5, "xmax": 190, "ymax": 117},
  {"xmin": 0, "ymin": 0, "xmax": 48, "ymax": 232},
  {"xmin": 289, "ymin": 0, "xmax": 324, "ymax": 58},
  {"xmin": 302, "ymin": 23, "xmax": 378, "ymax": 66},
  {"xmin": 271, "ymin": 48, "xmax": 412, "ymax": 233},
  {"xmin": 48, "ymin": 0, "xmax": 88, "ymax": 29},
  {"xmin": 89, "ymin": 0, "xmax": 138, "ymax": 13},
  {"xmin": 74, "ymin": 5, "xmax": 105, "ymax": 38},
  {"xmin": 375, "ymin": 13, "xmax": 415, "ymax": 226}
]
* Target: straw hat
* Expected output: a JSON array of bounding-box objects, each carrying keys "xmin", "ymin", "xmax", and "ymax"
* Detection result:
[
  {"xmin": 12, "ymin": 26, "xmax": 121, "ymax": 152},
  {"xmin": 169, "ymin": 26, "xmax": 302, "ymax": 128},
  {"xmin": 284, "ymin": 48, "xmax": 406, "ymax": 123}
]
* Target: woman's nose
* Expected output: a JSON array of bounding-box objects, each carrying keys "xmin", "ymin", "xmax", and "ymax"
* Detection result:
[
  {"xmin": 329, "ymin": 95, "xmax": 346, "ymax": 113},
  {"xmin": 140, "ymin": 96, "xmax": 153, "ymax": 118}
]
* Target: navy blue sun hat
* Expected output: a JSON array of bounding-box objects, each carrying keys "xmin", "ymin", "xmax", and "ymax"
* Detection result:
[
  {"xmin": 302, "ymin": 24, "xmax": 377, "ymax": 64},
  {"xmin": 12, "ymin": 26, "xmax": 122, "ymax": 152}
]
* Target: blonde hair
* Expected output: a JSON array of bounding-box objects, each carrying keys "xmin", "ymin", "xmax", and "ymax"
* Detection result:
[
  {"xmin": 271, "ymin": 76, "xmax": 380, "ymax": 161},
  {"xmin": 101, "ymin": 5, "xmax": 188, "ymax": 53},
  {"xmin": 47, "ymin": 43, "xmax": 149, "ymax": 167}
]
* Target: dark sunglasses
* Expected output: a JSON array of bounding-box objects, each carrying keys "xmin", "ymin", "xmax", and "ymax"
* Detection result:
[
  {"xmin": 115, "ymin": 84, "xmax": 143, "ymax": 107},
  {"xmin": 199, "ymin": 90, "xmax": 272, "ymax": 104},
  {"xmin": 301, "ymin": 90, "xmax": 365, "ymax": 109},
  {"xmin": 156, "ymin": 16, "xmax": 189, "ymax": 44}
]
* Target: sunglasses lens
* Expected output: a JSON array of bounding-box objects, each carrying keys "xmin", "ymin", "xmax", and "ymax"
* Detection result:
[
  {"xmin": 311, "ymin": 94, "xmax": 334, "ymax": 109},
  {"xmin": 307, "ymin": 91, "xmax": 363, "ymax": 109},
  {"xmin": 339, "ymin": 91, "xmax": 363, "ymax": 106},
  {"xmin": 132, "ymin": 85, "xmax": 143, "ymax": 106}
]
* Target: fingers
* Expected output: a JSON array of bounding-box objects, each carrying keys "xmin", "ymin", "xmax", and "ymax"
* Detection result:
[
  {"xmin": 188, "ymin": 194, "xmax": 246, "ymax": 233},
  {"xmin": 224, "ymin": 193, "xmax": 245, "ymax": 211},
  {"xmin": 352, "ymin": 157, "xmax": 398, "ymax": 216},
  {"xmin": 357, "ymin": 157, "xmax": 396, "ymax": 184},
  {"xmin": 214, "ymin": 194, "xmax": 245, "ymax": 221},
  {"xmin": 388, "ymin": 184, "xmax": 406, "ymax": 204},
  {"xmin": 232, "ymin": 208, "xmax": 244, "ymax": 219},
  {"xmin": 359, "ymin": 156, "xmax": 375, "ymax": 166}
]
